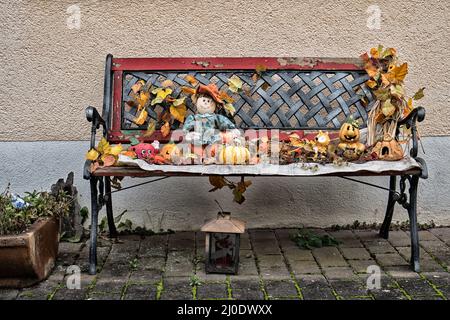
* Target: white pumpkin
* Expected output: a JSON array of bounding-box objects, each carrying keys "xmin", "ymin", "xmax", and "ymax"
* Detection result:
[{"xmin": 217, "ymin": 145, "xmax": 250, "ymax": 165}]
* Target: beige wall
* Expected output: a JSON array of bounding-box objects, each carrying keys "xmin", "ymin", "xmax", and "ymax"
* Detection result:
[{"xmin": 0, "ymin": 0, "xmax": 449, "ymax": 141}]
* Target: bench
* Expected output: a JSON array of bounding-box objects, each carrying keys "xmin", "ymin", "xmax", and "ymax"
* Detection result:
[{"xmin": 83, "ymin": 55, "xmax": 427, "ymax": 275}]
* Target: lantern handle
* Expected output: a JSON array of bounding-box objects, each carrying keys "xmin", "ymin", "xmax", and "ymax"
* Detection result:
[{"xmin": 214, "ymin": 199, "xmax": 226, "ymax": 217}]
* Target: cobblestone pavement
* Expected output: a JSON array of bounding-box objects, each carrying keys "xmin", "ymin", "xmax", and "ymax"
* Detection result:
[{"xmin": 1, "ymin": 228, "xmax": 450, "ymax": 300}]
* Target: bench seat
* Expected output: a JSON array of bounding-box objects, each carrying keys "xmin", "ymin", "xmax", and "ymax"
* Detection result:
[{"xmin": 91, "ymin": 155, "xmax": 423, "ymax": 177}]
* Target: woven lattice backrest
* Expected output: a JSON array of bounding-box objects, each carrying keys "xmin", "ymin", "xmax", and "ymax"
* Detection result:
[{"xmin": 106, "ymin": 57, "xmax": 374, "ymax": 142}]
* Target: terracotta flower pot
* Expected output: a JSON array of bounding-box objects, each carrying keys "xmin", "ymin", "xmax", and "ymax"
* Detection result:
[{"xmin": 0, "ymin": 217, "xmax": 60, "ymax": 288}]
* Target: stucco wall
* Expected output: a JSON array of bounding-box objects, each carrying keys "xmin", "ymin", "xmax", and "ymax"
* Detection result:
[
  {"xmin": 0, "ymin": 0, "xmax": 449, "ymax": 141},
  {"xmin": 1, "ymin": 1, "xmax": 449, "ymax": 229}
]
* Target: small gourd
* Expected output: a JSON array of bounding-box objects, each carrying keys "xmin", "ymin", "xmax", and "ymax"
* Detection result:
[{"xmin": 217, "ymin": 145, "xmax": 250, "ymax": 165}]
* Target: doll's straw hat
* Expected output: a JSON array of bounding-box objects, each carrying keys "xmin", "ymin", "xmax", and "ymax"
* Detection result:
[{"xmin": 196, "ymin": 83, "xmax": 224, "ymax": 104}]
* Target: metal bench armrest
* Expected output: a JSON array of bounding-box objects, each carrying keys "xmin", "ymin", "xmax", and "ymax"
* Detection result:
[{"xmin": 84, "ymin": 106, "xmax": 107, "ymax": 180}]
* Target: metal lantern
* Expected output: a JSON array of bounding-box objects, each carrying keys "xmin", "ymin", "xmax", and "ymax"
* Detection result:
[{"xmin": 201, "ymin": 212, "xmax": 246, "ymax": 274}]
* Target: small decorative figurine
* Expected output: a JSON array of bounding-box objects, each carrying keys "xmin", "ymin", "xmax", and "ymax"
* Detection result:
[
  {"xmin": 313, "ymin": 130, "xmax": 330, "ymax": 160},
  {"xmin": 183, "ymin": 83, "xmax": 238, "ymax": 146},
  {"xmin": 159, "ymin": 143, "xmax": 181, "ymax": 163},
  {"xmin": 372, "ymin": 134, "xmax": 404, "ymax": 161},
  {"xmin": 129, "ymin": 141, "xmax": 160, "ymax": 160},
  {"xmin": 337, "ymin": 118, "xmax": 365, "ymax": 160}
]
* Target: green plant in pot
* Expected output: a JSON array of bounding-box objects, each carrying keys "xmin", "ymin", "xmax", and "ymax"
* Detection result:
[{"xmin": 0, "ymin": 187, "xmax": 71, "ymax": 288}]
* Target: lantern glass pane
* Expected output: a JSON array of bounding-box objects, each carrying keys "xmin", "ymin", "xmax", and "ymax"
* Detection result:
[{"xmin": 209, "ymin": 233, "xmax": 236, "ymax": 270}]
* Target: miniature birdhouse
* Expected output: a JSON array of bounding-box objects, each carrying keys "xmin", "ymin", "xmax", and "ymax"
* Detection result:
[
  {"xmin": 372, "ymin": 134, "xmax": 404, "ymax": 161},
  {"xmin": 201, "ymin": 212, "xmax": 246, "ymax": 274}
]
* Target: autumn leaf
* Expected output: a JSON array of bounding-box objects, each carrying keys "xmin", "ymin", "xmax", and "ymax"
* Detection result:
[
  {"xmin": 97, "ymin": 138, "xmax": 110, "ymax": 154},
  {"xmin": 370, "ymin": 47, "xmax": 380, "ymax": 59},
  {"xmin": 173, "ymin": 97, "xmax": 186, "ymax": 106},
  {"xmin": 365, "ymin": 79, "xmax": 378, "ymax": 88},
  {"xmin": 403, "ymin": 98, "xmax": 413, "ymax": 117},
  {"xmin": 228, "ymin": 75, "xmax": 243, "ymax": 93},
  {"xmin": 381, "ymin": 99, "xmax": 396, "ymax": 117},
  {"xmin": 86, "ymin": 148, "xmax": 100, "ymax": 161},
  {"xmin": 390, "ymin": 84, "xmax": 405, "ymax": 99},
  {"xmin": 185, "ymin": 75, "xmax": 199, "ymax": 86},
  {"xmin": 383, "ymin": 63, "xmax": 408, "ymax": 84},
  {"xmin": 151, "ymin": 88, "xmax": 173, "ymax": 105},
  {"xmin": 413, "ymin": 87, "xmax": 425, "ymax": 100},
  {"xmin": 144, "ymin": 120, "xmax": 156, "ymax": 137},
  {"xmin": 224, "ymin": 103, "xmax": 236, "ymax": 116},
  {"xmin": 131, "ymin": 80, "xmax": 145, "ymax": 94},
  {"xmin": 161, "ymin": 79, "xmax": 174, "ymax": 88},
  {"xmin": 109, "ymin": 144, "xmax": 123, "ymax": 156},
  {"xmin": 365, "ymin": 62, "xmax": 379, "ymax": 78},
  {"xmin": 218, "ymin": 91, "xmax": 235, "ymax": 103},
  {"xmin": 161, "ymin": 121, "xmax": 171, "ymax": 137},
  {"xmin": 381, "ymin": 47, "xmax": 397, "ymax": 58},
  {"xmin": 170, "ymin": 104, "xmax": 187, "ymax": 122},
  {"xmin": 101, "ymin": 154, "xmax": 116, "ymax": 167},
  {"xmin": 373, "ymin": 88, "xmax": 390, "ymax": 101},
  {"xmin": 136, "ymin": 91, "xmax": 150, "ymax": 110},
  {"xmin": 134, "ymin": 109, "xmax": 148, "ymax": 125},
  {"xmin": 208, "ymin": 176, "xmax": 227, "ymax": 191},
  {"xmin": 360, "ymin": 52, "xmax": 369, "ymax": 63},
  {"xmin": 181, "ymin": 86, "xmax": 197, "ymax": 95},
  {"xmin": 255, "ymin": 64, "xmax": 267, "ymax": 74}
]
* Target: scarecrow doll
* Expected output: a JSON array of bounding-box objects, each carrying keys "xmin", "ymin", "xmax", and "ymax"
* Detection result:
[{"xmin": 182, "ymin": 83, "xmax": 239, "ymax": 162}]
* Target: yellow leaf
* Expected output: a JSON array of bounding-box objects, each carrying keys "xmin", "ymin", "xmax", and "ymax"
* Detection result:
[
  {"xmin": 382, "ymin": 47, "xmax": 397, "ymax": 58},
  {"xmin": 219, "ymin": 91, "xmax": 235, "ymax": 103},
  {"xmin": 366, "ymin": 79, "xmax": 378, "ymax": 88},
  {"xmin": 144, "ymin": 120, "xmax": 156, "ymax": 137},
  {"xmin": 370, "ymin": 47, "xmax": 379, "ymax": 59},
  {"xmin": 161, "ymin": 121, "xmax": 171, "ymax": 137},
  {"xmin": 161, "ymin": 79, "xmax": 174, "ymax": 88},
  {"xmin": 404, "ymin": 98, "xmax": 413, "ymax": 117},
  {"xmin": 152, "ymin": 88, "xmax": 172, "ymax": 100},
  {"xmin": 134, "ymin": 109, "xmax": 148, "ymax": 125},
  {"xmin": 97, "ymin": 138, "xmax": 110, "ymax": 154},
  {"xmin": 365, "ymin": 62, "xmax": 379, "ymax": 78},
  {"xmin": 109, "ymin": 144, "xmax": 123, "ymax": 156},
  {"xmin": 86, "ymin": 148, "xmax": 100, "ymax": 161},
  {"xmin": 185, "ymin": 75, "xmax": 199, "ymax": 86},
  {"xmin": 224, "ymin": 103, "xmax": 236, "ymax": 116},
  {"xmin": 228, "ymin": 75, "xmax": 243, "ymax": 93},
  {"xmin": 170, "ymin": 104, "xmax": 187, "ymax": 123},
  {"xmin": 131, "ymin": 80, "xmax": 144, "ymax": 94},
  {"xmin": 390, "ymin": 84, "xmax": 405, "ymax": 99},
  {"xmin": 381, "ymin": 99, "xmax": 396, "ymax": 117},
  {"xmin": 136, "ymin": 91, "xmax": 150, "ymax": 110}
]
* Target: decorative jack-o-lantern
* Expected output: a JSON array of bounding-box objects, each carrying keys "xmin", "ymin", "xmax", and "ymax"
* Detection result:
[
  {"xmin": 159, "ymin": 143, "xmax": 181, "ymax": 162},
  {"xmin": 372, "ymin": 134, "xmax": 404, "ymax": 161},
  {"xmin": 217, "ymin": 145, "xmax": 250, "ymax": 165},
  {"xmin": 337, "ymin": 120, "xmax": 365, "ymax": 160}
]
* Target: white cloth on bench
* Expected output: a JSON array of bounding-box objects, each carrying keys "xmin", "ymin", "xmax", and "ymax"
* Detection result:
[{"xmin": 117, "ymin": 155, "xmax": 421, "ymax": 176}]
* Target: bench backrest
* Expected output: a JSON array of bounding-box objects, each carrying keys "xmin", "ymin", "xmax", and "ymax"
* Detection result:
[{"xmin": 102, "ymin": 55, "xmax": 374, "ymax": 143}]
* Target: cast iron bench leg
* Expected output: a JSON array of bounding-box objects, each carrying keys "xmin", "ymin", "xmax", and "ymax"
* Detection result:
[
  {"xmin": 104, "ymin": 177, "xmax": 118, "ymax": 238},
  {"xmin": 380, "ymin": 176, "xmax": 397, "ymax": 239},
  {"xmin": 408, "ymin": 175, "xmax": 420, "ymax": 272},
  {"xmin": 89, "ymin": 177, "xmax": 99, "ymax": 275}
]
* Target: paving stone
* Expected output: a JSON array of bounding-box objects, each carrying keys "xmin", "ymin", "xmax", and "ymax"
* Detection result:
[
  {"xmin": 139, "ymin": 234, "xmax": 167, "ymax": 257},
  {"xmin": 165, "ymin": 251, "xmax": 194, "ymax": 277},
  {"xmin": 385, "ymin": 266, "xmax": 421, "ymax": 279},
  {"xmin": 52, "ymin": 287, "xmax": 89, "ymax": 300},
  {"xmin": 429, "ymin": 227, "xmax": 450, "ymax": 244},
  {"xmin": 370, "ymin": 288, "xmax": 409, "ymax": 300},
  {"xmin": 109, "ymin": 237, "xmax": 140, "ymax": 257},
  {"xmin": 421, "ymin": 272, "xmax": 450, "ymax": 299},
  {"xmin": 290, "ymin": 260, "xmax": 321, "ymax": 275},
  {"xmin": 348, "ymin": 259, "xmax": 379, "ymax": 274},
  {"xmin": 257, "ymin": 254, "xmax": 286, "ymax": 267},
  {"xmin": 196, "ymin": 282, "xmax": 228, "ymax": 300},
  {"xmin": 252, "ymin": 240, "xmax": 281, "ymax": 255},
  {"xmin": 98, "ymin": 261, "xmax": 131, "ymax": 278},
  {"xmin": 196, "ymin": 268, "xmax": 227, "ymax": 282},
  {"xmin": 366, "ymin": 241, "xmax": 396, "ymax": 254},
  {"xmin": 297, "ymin": 274, "xmax": 335, "ymax": 300},
  {"xmin": 274, "ymin": 228, "xmax": 298, "ymax": 239},
  {"xmin": 239, "ymin": 234, "xmax": 252, "ymax": 250},
  {"xmin": 123, "ymin": 283, "xmax": 157, "ymax": 300},
  {"xmin": 259, "ymin": 264, "xmax": 291, "ymax": 279},
  {"xmin": 340, "ymin": 247, "xmax": 371, "ymax": 260},
  {"xmin": 264, "ymin": 279, "xmax": 298, "ymax": 299},
  {"xmin": 168, "ymin": 232, "xmax": 195, "ymax": 251},
  {"xmin": 353, "ymin": 230, "xmax": 380, "ymax": 242},
  {"xmin": 17, "ymin": 281, "xmax": 60, "ymax": 300},
  {"xmin": 231, "ymin": 277, "xmax": 265, "ymax": 300},
  {"xmin": 282, "ymin": 247, "xmax": 315, "ymax": 261},
  {"xmin": 374, "ymin": 253, "xmax": 409, "ymax": 266},
  {"xmin": 416, "ymin": 230, "xmax": 442, "ymax": 241},
  {"xmin": 396, "ymin": 247, "xmax": 444, "ymax": 272},
  {"xmin": 235, "ymin": 253, "xmax": 259, "ymax": 276},
  {"xmin": 323, "ymin": 267, "xmax": 358, "ymax": 280},
  {"xmin": 387, "ymin": 231, "xmax": 411, "ymax": 247},
  {"xmin": 129, "ymin": 257, "xmax": 164, "ymax": 282},
  {"xmin": 88, "ymin": 291, "xmax": 123, "ymax": 300},
  {"xmin": 56, "ymin": 242, "xmax": 83, "ymax": 266},
  {"xmin": 328, "ymin": 230, "xmax": 363, "ymax": 248},
  {"xmin": 329, "ymin": 280, "xmax": 370, "ymax": 299},
  {"xmin": 250, "ymin": 229, "xmax": 277, "ymax": 240},
  {"xmin": 312, "ymin": 247, "xmax": 348, "ymax": 267},
  {"xmin": 395, "ymin": 278, "xmax": 439, "ymax": 298},
  {"xmin": 78, "ymin": 246, "xmax": 111, "ymax": 273},
  {"xmin": 93, "ymin": 278, "xmax": 127, "ymax": 293},
  {"xmin": 0, "ymin": 289, "xmax": 19, "ymax": 300},
  {"xmin": 160, "ymin": 277, "xmax": 193, "ymax": 300}
]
